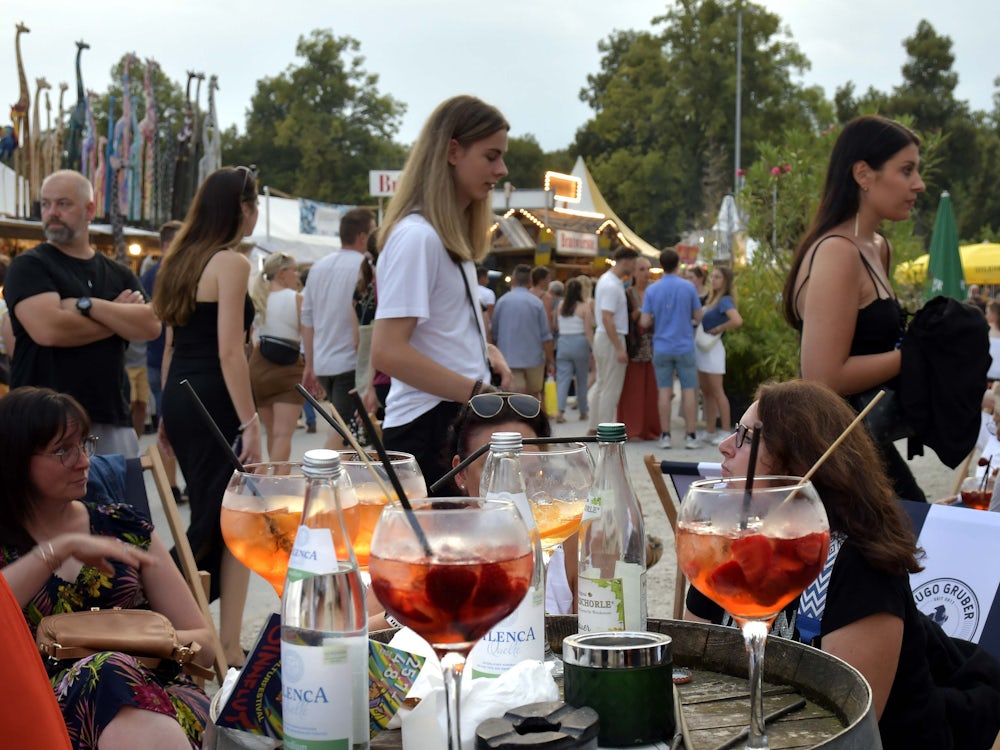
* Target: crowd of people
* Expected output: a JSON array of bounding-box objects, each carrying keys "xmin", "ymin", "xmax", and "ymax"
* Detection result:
[{"xmin": 2, "ymin": 98, "xmax": 998, "ymax": 748}]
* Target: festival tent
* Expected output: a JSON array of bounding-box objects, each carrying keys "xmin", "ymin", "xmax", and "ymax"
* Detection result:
[{"xmin": 247, "ymin": 192, "xmax": 343, "ymax": 263}]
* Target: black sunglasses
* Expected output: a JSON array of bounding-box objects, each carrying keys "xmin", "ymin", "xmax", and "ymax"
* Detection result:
[{"xmin": 468, "ymin": 392, "xmax": 541, "ymax": 421}]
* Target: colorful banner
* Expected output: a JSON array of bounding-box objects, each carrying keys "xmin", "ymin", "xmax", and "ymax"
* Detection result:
[{"xmin": 299, "ymin": 198, "xmax": 353, "ymax": 237}]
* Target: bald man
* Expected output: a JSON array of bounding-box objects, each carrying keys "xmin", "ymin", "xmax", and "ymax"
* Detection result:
[{"xmin": 4, "ymin": 170, "xmax": 160, "ymax": 457}]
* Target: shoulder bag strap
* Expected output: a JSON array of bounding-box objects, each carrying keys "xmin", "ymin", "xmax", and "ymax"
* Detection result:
[{"xmin": 457, "ymin": 261, "xmax": 491, "ymax": 373}]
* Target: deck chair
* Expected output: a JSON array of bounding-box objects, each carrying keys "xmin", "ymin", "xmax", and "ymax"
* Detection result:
[
  {"xmin": 106, "ymin": 446, "xmax": 227, "ymax": 683},
  {"xmin": 643, "ymin": 457, "xmax": 722, "ymax": 619}
]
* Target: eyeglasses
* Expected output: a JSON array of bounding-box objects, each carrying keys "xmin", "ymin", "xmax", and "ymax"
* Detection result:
[
  {"xmin": 36, "ymin": 436, "xmax": 99, "ymax": 467},
  {"xmin": 733, "ymin": 422, "xmax": 755, "ymax": 449},
  {"xmin": 237, "ymin": 164, "xmax": 258, "ymax": 195},
  {"xmin": 467, "ymin": 392, "xmax": 541, "ymax": 421}
]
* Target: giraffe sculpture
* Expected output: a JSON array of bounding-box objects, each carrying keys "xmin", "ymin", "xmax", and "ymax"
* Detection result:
[
  {"xmin": 63, "ymin": 40, "xmax": 89, "ymax": 171},
  {"xmin": 189, "ymin": 72, "xmax": 205, "ymax": 206},
  {"xmin": 82, "ymin": 89, "xmax": 97, "ymax": 181},
  {"xmin": 93, "ymin": 133, "xmax": 107, "ymax": 217},
  {"xmin": 52, "ymin": 82, "xmax": 68, "ymax": 175},
  {"xmin": 137, "ymin": 59, "xmax": 158, "ymax": 222},
  {"xmin": 171, "ymin": 71, "xmax": 196, "ymax": 218},
  {"xmin": 11, "ymin": 22, "xmax": 31, "ymax": 217},
  {"xmin": 112, "ymin": 54, "xmax": 138, "ymax": 220},
  {"xmin": 30, "ymin": 76, "xmax": 51, "ymax": 206},
  {"xmin": 198, "ymin": 74, "xmax": 220, "ymax": 185}
]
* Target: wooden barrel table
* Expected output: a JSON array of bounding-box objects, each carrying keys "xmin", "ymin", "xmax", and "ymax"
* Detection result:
[{"xmin": 370, "ymin": 616, "xmax": 881, "ymax": 750}]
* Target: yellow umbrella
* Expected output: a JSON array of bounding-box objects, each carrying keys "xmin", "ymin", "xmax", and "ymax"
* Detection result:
[{"xmin": 896, "ymin": 244, "xmax": 1000, "ymax": 286}]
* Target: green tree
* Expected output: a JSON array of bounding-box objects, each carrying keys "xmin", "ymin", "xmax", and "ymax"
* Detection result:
[
  {"xmin": 225, "ymin": 30, "xmax": 407, "ymax": 203},
  {"xmin": 574, "ymin": 0, "xmax": 823, "ymax": 247},
  {"xmin": 503, "ymin": 134, "xmax": 547, "ymax": 192}
]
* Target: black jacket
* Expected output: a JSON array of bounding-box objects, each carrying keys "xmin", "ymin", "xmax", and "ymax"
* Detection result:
[{"xmin": 900, "ymin": 296, "xmax": 990, "ymax": 468}]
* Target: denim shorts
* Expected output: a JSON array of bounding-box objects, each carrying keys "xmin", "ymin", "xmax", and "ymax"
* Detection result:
[{"xmin": 653, "ymin": 350, "xmax": 697, "ymax": 389}]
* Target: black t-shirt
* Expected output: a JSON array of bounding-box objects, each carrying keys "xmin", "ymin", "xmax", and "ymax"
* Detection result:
[
  {"xmin": 4, "ymin": 243, "xmax": 144, "ymax": 426},
  {"xmin": 686, "ymin": 541, "xmax": 952, "ymax": 748}
]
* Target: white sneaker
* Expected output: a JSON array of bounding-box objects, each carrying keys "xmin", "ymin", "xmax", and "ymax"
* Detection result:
[
  {"xmin": 696, "ymin": 429, "xmax": 707, "ymax": 441},
  {"xmin": 685, "ymin": 435, "xmax": 703, "ymax": 450},
  {"xmin": 708, "ymin": 432, "xmax": 727, "ymax": 446},
  {"xmin": 659, "ymin": 433, "xmax": 672, "ymax": 449}
]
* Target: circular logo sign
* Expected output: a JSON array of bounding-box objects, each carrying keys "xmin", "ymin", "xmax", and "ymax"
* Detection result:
[
  {"xmin": 912, "ymin": 577, "xmax": 980, "ymax": 640},
  {"xmin": 283, "ymin": 648, "xmax": 305, "ymax": 683}
]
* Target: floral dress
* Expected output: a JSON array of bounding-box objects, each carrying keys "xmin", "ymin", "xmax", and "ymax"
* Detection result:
[{"xmin": 0, "ymin": 503, "xmax": 209, "ymax": 749}]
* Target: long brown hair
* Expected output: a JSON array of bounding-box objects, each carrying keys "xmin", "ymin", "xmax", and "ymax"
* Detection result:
[
  {"xmin": 755, "ymin": 379, "xmax": 923, "ymax": 575},
  {"xmin": 378, "ymin": 95, "xmax": 508, "ymax": 263},
  {"xmin": 154, "ymin": 166, "xmax": 257, "ymax": 327},
  {"xmin": 704, "ymin": 266, "xmax": 736, "ymax": 309},
  {"xmin": 782, "ymin": 115, "xmax": 919, "ymax": 326}
]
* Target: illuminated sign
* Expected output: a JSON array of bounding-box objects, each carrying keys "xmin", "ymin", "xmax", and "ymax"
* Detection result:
[
  {"xmin": 556, "ymin": 230, "xmax": 598, "ymax": 256},
  {"xmin": 544, "ymin": 171, "xmax": 582, "ymax": 203}
]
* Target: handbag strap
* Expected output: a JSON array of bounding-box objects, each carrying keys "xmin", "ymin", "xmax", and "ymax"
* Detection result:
[{"xmin": 457, "ymin": 261, "xmax": 491, "ymax": 373}]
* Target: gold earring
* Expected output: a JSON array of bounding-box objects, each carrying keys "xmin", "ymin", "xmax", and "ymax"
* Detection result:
[{"xmin": 854, "ymin": 213, "xmax": 859, "ymax": 238}]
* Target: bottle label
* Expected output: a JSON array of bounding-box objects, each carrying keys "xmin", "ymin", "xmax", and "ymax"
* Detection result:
[
  {"xmin": 281, "ymin": 638, "xmax": 359, "ymax": 749},
  {"xmin": 577, "ymin": 563, "xmax": 646, "ymax": 632},
  {"xmin": 287, "ymin": 525, "xmax": 338, "ymax": 581},
  {"xmin": 467, "ymin": 585, "xmax": 545, "ymax": 677},
  {"xmin": 582, "ymin": 491, "xmax": 609, "ymax": 523}
]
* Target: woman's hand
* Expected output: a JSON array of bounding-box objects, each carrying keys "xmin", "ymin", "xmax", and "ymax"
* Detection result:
[
  {"xmin": 238, "ymin": 421, "xmax": 262, "ymax": 465},
  {"xmin": 487, "ymin": 344, "xmax": 513, "ymax": 391},
  {"xmin": 52, "ymin": 533, "xmax": 155, "ymax": 577}
]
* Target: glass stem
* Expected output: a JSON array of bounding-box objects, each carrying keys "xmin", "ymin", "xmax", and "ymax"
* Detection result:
[
  {"xmin": 742, "ymin": 620, "xmax": 770, "ymax": 750},
  {"xmin": 440, "ymin": 652, "xmax": 466, "ymax": 750}
]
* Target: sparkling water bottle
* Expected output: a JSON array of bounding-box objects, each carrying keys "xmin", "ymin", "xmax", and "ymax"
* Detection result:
[
  {"xmin": 577, "ymin": 422, "xmax": 647, "ymax": 632},
  {"xmin": 466, "ymin": 431, "xmax": 545, "ymax": 677},
  {"xmin": 281, "ymin": 449, "xmax": 369, "ymax": 750}
]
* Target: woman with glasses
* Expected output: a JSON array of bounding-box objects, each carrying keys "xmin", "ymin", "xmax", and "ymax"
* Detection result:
[
  {"xmin": 371, "ymin": 96, "xmax": 512, "ymax": 494},
  {"xmin": 686, "ymin": 379, "xmax": 1000, "ymax": 749},
  {"xmin": 0, "ymin": 387, "xmax": 216, "ymax": 749},
  {"xmin": 152, "ymin": 165, "xmax": 259, "ymax": 668},
  {"xmin": 248, "ymin": 252, "xmax": 304, "ymax": 463}
]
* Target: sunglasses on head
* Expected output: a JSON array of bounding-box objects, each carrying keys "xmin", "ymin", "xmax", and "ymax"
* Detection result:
[
  {"xmin": 237, "ymin": 164, "xmax": 258, "ymax": 195},
  {"xmin": 468, "ymin": 392, "xmax": 541, "ymax": 421}
]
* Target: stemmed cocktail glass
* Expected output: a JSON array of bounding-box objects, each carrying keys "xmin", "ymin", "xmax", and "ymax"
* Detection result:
[
  {"xmin": 369, "ymin": 499, "xmax": 535, "ymax": 750},
  {"xmin": 522, "ymin": 442, "xmax": 594, "ymax": 560},
  {"xmin": 676, "ymin": 477, "xmax": 829, "ymax": 749}
]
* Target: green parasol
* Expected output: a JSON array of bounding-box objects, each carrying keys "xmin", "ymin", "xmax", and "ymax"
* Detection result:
[{"xmin": 925, "ymin": 191, "xmax": 965, "ymax": 302}]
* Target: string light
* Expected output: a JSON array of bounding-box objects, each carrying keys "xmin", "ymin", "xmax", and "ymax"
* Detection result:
[
  {"xmin": 543, "ymin": 171, "xmax": 582, "ymax": 203},
  {"xmin": 554, "ymin": 206, "xmax": 605, "ymax": 220}
]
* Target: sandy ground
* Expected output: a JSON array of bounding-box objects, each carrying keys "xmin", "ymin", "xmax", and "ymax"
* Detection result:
[{"xmin": 137, "ymin": 397, "xmax": 966, "ymax": 669}]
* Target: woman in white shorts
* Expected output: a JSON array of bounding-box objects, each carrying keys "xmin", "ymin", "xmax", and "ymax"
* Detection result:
[{"xmin": 696, "ymin": 266, "xmax": 742, "ymax": 444}]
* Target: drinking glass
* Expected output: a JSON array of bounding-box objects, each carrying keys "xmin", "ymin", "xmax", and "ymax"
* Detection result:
[
  {"xmin": 369, "ymin": 498, "xmax": 534, "ymax": 750},
  {"xmin": 220, "ymin": 462, "xmax": 312, "ymax": 597},
  {"xmin": 960, "ymin": 475, "xmax": 993, "ymax": 510},
  {"xmin": 340, "ymin": 450, "xmax": 427, "ymax": 569},
  {"xmin": 676, "ymin": 477, "xmax": 829, "ymax": 749},
  {"xmin": 522, "ymin": 442, "xmax": 594, "ymax": 560}
]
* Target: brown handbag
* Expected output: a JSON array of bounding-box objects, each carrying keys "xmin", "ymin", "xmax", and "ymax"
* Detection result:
[{"xmin": 36, "ymin": 608, "xmax": 214, "ymax": 679}]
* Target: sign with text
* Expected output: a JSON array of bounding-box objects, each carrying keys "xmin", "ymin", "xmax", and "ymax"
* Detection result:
[
  {"xmin": 556, "ymin": 229, "xmax": 598, "ymax": 257},
  {"xmin": 369, "ymin": 170, "xmax": 402, "ymax": 197}
]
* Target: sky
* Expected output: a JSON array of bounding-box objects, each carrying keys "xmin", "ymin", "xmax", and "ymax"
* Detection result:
[{"xmin": 1, "ymin": 0, "xmax": 996, "ymax": 159}]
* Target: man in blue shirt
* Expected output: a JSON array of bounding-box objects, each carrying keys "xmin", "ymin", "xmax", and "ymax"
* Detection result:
[
  {"xmin": 641, "ymin": 248, "xmax": 703, "ymax": 449},
  {"xmin": 492, "ymin": 264, "xmax": 554, "ymax": 397}
]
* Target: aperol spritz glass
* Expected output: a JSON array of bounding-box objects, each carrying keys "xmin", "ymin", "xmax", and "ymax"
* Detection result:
[
  {"xmin": 369, "ymin": 498, "xmax": 534, "ymax": 750},
  {"xmin": 676, "ymin": 477, "xmax": 829, "ymax": 749},
  {"xmin": 522, "ymin": 442, "xmax": 594, "ymax": 557}
]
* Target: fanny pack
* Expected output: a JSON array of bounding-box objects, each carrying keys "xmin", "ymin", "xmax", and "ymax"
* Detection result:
[{"xmin": 258, "ymin": 335, "xmax": 301, "ymax": 365}]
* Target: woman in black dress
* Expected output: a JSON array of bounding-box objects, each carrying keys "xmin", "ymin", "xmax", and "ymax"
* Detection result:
[
  {"xmin": 153, "ymin": 166, "xmax": 260, "ymax": 668},
  {"xmin": 783, "ymin": 115, "xmax": 927, "ymax": 502}
]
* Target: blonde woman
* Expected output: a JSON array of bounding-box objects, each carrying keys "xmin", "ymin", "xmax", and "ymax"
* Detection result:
[
  {"xmin": 249, "ymin": 252, "xmax": 304, "ymax": 463},
  {"xmin": 696, "ymin": 266, "xmax": 742, "ymax": 444},
  {"xmin": 153, "ymin": 166, "xmax": 259, "ymax": 668},
  {"xmin": 371, "ymin": 95, "xmax": 512, "ymax": 493}
]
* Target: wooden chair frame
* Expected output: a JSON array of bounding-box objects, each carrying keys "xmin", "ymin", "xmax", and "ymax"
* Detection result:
[
  {"xmin": 141, "ymin": 445, "xmax": 228, "ymax": 683},
  {"xmin": 643, "ymin": 454, "xmax": 687, "ymax": 620}
]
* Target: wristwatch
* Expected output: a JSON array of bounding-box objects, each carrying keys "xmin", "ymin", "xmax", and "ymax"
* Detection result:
[{"xmin": 76, "ymin": 296, "xmax": 93, "ymax": 317}]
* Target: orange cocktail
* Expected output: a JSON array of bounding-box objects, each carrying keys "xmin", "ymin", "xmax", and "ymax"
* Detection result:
[
  {"xmin": 341, "ymin": 451, "xmax": 426, "ymax": 569},
  {"xmin": 221, "ymin": 495, "xmax": 302, "ymax": 596},
  {"xmin": 531, "ymin": 499, "xmax": 586, "ymax": 551},
  {"xmin": 676, "ymin": 527, "xmax": 829, "ymax": 621}
]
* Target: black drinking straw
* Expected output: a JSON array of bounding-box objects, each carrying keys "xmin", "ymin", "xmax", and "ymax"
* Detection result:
[
  {"xmin": 180, "ymin": 379, "xmax": 260, "ymax": 495},
  {"xmin": 294, "ymin": 384, "xmax": 353, "ymax": 446},
  {"xmin": 740, "ymin": 421, "xmax": 763, "ymax": 530},
  {"xmin": 429, "ymin": 435, "xmax": 597, "ymax": 494}
]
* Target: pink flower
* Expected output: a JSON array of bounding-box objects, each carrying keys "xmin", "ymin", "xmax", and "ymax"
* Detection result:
[
  {"xmin": 771, "ymin": 167, "xmax": 781, "ymax": 176},
  {"xmin": 131, "ymin": 682, "xmax": 174, "ymax": 714},
  {"xmin": 736, "ymin": 168, "xmax": 746, "ymax": 177},
  {"xmin": 784, "ymin": 164, "xmax": 792, "ymax": 173}
]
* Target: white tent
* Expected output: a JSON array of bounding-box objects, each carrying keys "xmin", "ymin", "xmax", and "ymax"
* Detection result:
[{"xmin": 248, "ymin": 192, "xmax": 343, "ymax": 263}]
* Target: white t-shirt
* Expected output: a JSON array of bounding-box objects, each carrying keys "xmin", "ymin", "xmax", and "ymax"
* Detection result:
[
  {"xmin": 375, "ymin": 214, "xmax": 489, "ymax": 428},
  {"xmin": 594, "ymin": 269, "xmax": 628, "ymax": 335},
  {"xmin": 478, "ymin": 285, "xmax": 496, "ymax": 308},
  {"xmin": 301, "ymin": 249, "xmax": 365, "ymax": 376}
]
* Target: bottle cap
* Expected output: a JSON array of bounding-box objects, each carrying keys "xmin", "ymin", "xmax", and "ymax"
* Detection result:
[
  {"xmin": 596, "ymin": 423, "xmax": 627, "ymax": 442},
  {"xmin": 303, "ymin": 448, "xmax": 341, "ymax": 477},
  {"xmin": 490, "ymin": 431, "xmax": 523, "ymax": 452}
]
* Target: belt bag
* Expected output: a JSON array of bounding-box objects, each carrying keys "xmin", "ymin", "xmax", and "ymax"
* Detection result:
[
  {"xmin": 258, "ymin": 335, "xmax": 301, "ymax": 365},
  {"xmin": 36, "ymin": 608, "xmax": 213, "ymax": 680}
]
